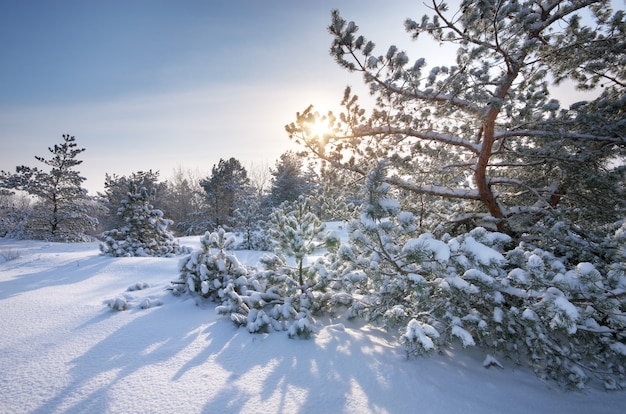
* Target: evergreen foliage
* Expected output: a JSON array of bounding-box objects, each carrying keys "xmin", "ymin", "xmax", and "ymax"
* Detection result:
[
  {"xmin": 99, "ymin": 170, "xmax": 164, "ymax": 232},
  {"xmin": 178, "ymin": 227, "xmax": 247, "ymax": 300},
  {"xmin": 160, "ymin": 167, "xmax": 207, "ymax": 236},
  {"xmin": 200, "ymin": 158, "xmax": 250, "ymax": 230},
  {"xmin": 263, "ymin": 195, "xmax": 339, "ymax": 286},
  {"xmin": 100, "ymin": 176, "xmax": 188, "ymax": 257},
  {"xmin": 0, "ymin": 190, "xmax": 32, "ymax": 238},
  {"xmin": 233, "ymin": 188, "xmax": 271, "ymax": 251},
  {"xmin": 268, "ymin": 151, "xmax": 316, "ymax": 206},
  {"xmin": 177, "ymin": 197, "xmax": 342, "ymax": 339},
  {"xmin": 0, "ymin": 134, "xmax": 97, "ymax": 241},
  {"xmin": 173, "ymin": 165, "xmax": 625, "ymax": 388},
  {"xmin": 307, "ymin": 161, "xmax": 361, "ymax": 222},
  {"xmin": 333, "ymin": 165, "xmax": 626, "ymax": 389},
  {"xmin": 286, "ymin": 1, "xmax": 626, "ymax": 236}
]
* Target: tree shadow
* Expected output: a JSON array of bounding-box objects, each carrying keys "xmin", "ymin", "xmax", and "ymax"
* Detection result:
[
  {"xmin": 198, "ymin": 321, "xmax": 422, "ymax": 413},
  {"xmin": 0, "ymin": 246, "xmax": 108, "ymax": 299},
  {"xmin": 29, "ymin": 298, "xmax": 225, "ymax": 414}
]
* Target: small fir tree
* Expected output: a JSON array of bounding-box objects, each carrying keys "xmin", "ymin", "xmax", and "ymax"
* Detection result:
[
  {"xmin": 261, "ymin": 195, "xmax": 340, "ymax": 337},
  {"xmin": 263, "ymin": 195, "xmax": 339, "ymax": 288},
  {"xmin": 177, "ymin": 197, "xmax": 344, "ymax": 339},
  {"xmin": 100, "ymin": 180, "xmax": 187, "ymax": 257},
  {"xmin": 99, "ymin": 170, "xmax": 164, "ymax": 232}
]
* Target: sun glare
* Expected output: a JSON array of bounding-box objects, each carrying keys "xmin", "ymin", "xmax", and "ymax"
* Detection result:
[{"xmin": 308, "ymin": 119, "xmax": 330, "ymax": 138}]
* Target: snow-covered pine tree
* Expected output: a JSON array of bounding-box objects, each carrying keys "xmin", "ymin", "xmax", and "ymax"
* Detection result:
[
  {"xmin": 100, "ymin": 179, "xmax": 187, "ymax": 257},
  {"xmin": 178, "ymin": 228, "xmax": 261, "ymax": 328},
  {"xmin": 287, "ymin": 1, "xmax": 625, "ymax": 237},
  {"xmin": 0, "ymin": 134, "xmax": 97, "ymax": 241},
  {"xmin": 338, "ymin": 163, "xmax": 626, "ymax": 388},
  {"xmin": 178, "ymin": 227, "xmax": 246, "ymax": 299},
  {"xmin": 177, "ymin": 228, "xmax": 285, "ymax": 333},
  {"xmin": 333, "ymin": 161, "xmax": 425, "ymax": 325},
  {"xmin": 281, "ymin": 0, "xmax": 626, "ymax": 388},
  {"xmin": 263, "ymin": 195, "xmax": 339, "ymax": 288},
  {"xmin": 99, "ymin": 170, "xmax": 164, "ymax": 232},
  {"xmin": 261, "ymin": 195, "xmax": 340, "ymax": 337},
  {"xmin": 233, "ymin": 187, "xmax": 270, "ymax": 251}
]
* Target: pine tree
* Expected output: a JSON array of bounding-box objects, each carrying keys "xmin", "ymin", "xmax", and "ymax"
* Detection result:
[
  {"xmin": 178, "ymin": 227, "xmax": 247, "ymax": 299},
  {"xmin": 233, "ymin": 188, "xmax": 270, "ymax": 251},
  {"xmin": 261, "ymin": 196, "xmax": 341, "ymax": 338},
  {"xmin": 286, "ymin": 2, "xmax": 625, "ymax": 236},
  {"xmin": 99, "ymin": 170, "xmax": 164, "ymax": 232},
  {"xmin": 268, "ymin": 151, "xmax": 316, "ymax": 207},
  {"xmin": 100, "ymin": 177, "xmax": 188, "ymax": 257},
  {"xmin": 263, "ymin": 195, "xmax": 338, "ymax": 288},
  {"xmin": 337, "ymin": 163, "xmax": 626, "ymax": 388},
  {"xmin": 0, "ymin": 134, "xmax": 97, "ymax": 241},
  {"xmin": 200, "ymin": 158, "xmax": 250, "ymax": 230}
]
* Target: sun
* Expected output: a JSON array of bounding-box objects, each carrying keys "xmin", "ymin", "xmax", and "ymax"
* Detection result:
[{"xmin": 308, "ymin": 118, "xmax": 331, "ymax": 138}]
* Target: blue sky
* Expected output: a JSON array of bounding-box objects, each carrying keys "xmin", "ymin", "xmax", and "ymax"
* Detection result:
[{"xmin": 2, "ymin": 0, "xmax": 438, "ymax": 193}]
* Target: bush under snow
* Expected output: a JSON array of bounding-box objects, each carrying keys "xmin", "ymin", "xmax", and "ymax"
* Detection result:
[{"xmin": 173, "ymin": 184, "xmax": 626, "ymax": 390}]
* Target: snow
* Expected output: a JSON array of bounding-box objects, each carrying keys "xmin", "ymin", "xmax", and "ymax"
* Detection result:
[
  {"xmin": 1, "ymin": 237, "xmax": 624, "ymax": 414},
  {"xmin": 462, "ymin": 236, "xmax": 505, "ymax": 265},
  {"xmin": 451, "ymin": 325, "xmax": 476, "ymax": 347},
  {"xmin": 403, "ymin": 233, "xmax": 450, "ymax": 263},
  {"xmin": 403, "ymin": 319, "xmax": 437, "ymax": 351}
]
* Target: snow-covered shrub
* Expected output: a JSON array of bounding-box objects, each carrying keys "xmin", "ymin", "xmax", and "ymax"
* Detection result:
[
  {"xmin": 103, "ymin": 284, "xmax": 162, "ymax": 312},
  {"xmin": 262, "ymin": 195, "xmax": 339, "ymax": 286},
  {"xmin": 103, "ymin": 296, "xmax": 128, "ymax": 311},
  {"xmin": 333, "ymin": 162, "xmax": 429, "ymax": 324},
  {"xmin": 127, "ymin": 282, "xmax": 150, "ymax": 291},
  {"xmin": 177, "ymin": 227, "xmax": 294, "ymax": 333},
  {"xmin": 337, "ymin": 163, "xmax": 626, "ymax": 389},
  {"xmin": 177, "ymin": 198, "xmax": 345, "ymax": 339},
  {"xmin": 0, "ymin": 248, "xmax": 20, "ymax": 262},
  {"xmin": 100, "ymin": 183, "xmax": 189, "ymax": 257},
  {"xmin": 178, "ymin": 227, "xmax": 247, "ymax": 299}
]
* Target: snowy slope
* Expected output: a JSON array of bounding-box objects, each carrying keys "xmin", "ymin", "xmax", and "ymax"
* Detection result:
[{"xmin": 0, "ymin": 238, "xmax": 624, "ymax": 414}]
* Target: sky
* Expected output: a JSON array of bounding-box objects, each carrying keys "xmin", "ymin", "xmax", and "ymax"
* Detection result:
[
  {"xmin": 0, "ymin": 0, "xmax": 440, "ymax": 194},
  {"xmin": 0, "ymin": 0, "xmax": 611, "ymax": 195}
]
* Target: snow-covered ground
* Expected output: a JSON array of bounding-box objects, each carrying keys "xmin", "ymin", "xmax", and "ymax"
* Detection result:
[{"xmin": 1, "ymin": 236, "xmax": 624, "ymax": 414}]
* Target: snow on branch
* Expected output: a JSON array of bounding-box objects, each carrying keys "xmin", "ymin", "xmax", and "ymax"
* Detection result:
[
  {"xmin": 349, "ymin": 126, "xmax": 482, "ymax": 153},
  {"xmin": 381, "ymin": 82, "xmax": 484, "ymax": 117},
  {"xmin": 495, "ymin": 129, "xmax": 626, "ymax": 145}
]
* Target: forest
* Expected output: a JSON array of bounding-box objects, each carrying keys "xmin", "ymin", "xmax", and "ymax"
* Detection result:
[{"xmin": 1, "ymin": 0, "xmax": 625, "ymax": 390}]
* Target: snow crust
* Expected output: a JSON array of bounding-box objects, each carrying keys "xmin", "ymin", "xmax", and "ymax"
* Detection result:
[{"xmin": 1, "ymin": 237, "xmax": 623, "ymax": 413}]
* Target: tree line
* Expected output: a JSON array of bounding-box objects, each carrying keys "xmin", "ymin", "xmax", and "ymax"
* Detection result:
[{"xmin": 0, "ymin": 134, "xmax": 358, "ymax": 245}]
